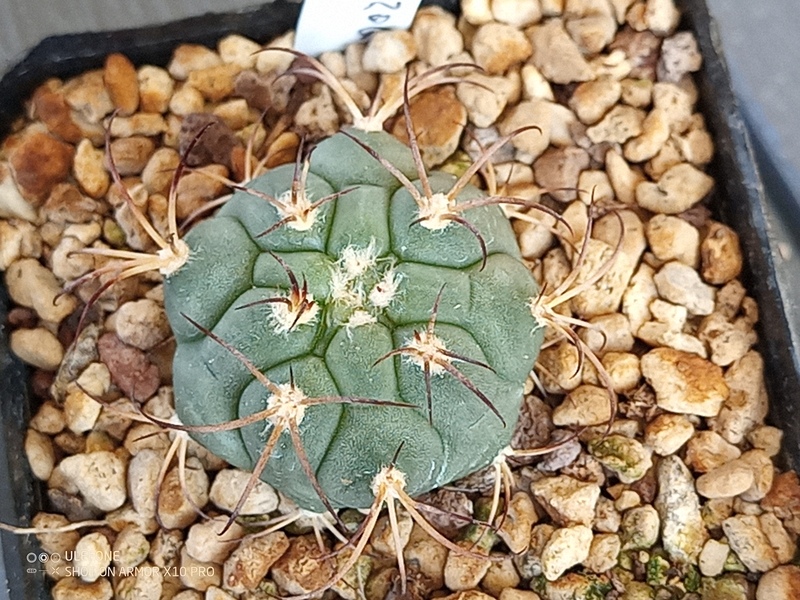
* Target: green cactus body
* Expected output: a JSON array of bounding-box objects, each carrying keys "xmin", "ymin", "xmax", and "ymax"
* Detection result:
[{"xmin": 163, "ymin": 128, "xmax": 543, "ymax": 511}]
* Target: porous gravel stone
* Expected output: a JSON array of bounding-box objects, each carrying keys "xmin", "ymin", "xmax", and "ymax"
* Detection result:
[
  {"xmin": 623, "ymin": 263, "xmax": 658, "ymax": 333},
  {"xmin": 390, "ymin": 87, "xmax": 466, "ymax": 168},
  {"xmin": 583, "ymin": 533, "xmax": 620, "ymax": 573},
  {"xmin": 169, "ymin": 84, "xmax": 205, "ymax": 116},
  {"xmin": 498, "ymin": 99, "xmax": 552, "ymax": 159},
  {"xmin": 5, "ymin": 257, "xmax": 77, "ymax": 323},
  {"xmin": 636, "ymin": 162, "xmax": 714, "ymax": 214},
  {"xmin": 697, "ymin": 311, "xmax": 756, "ymax": 367},
  {"xmin": 722, "ymin": 515, "xmax": 780, "ymax": 573},
  {"xmin": 685, "ymin": 430, "xmax": 741, "ymax": 473},
  {"xmin": 645, "ymin": 0, "xmax": 681, "ymax": 36},
  {"xmin": 178, "ymin": 545, "xmax": 221, "ymax": 591},
  {"xmin": 461, "ymin": 0, "xmax": 493, "ymax": 24},
  {"xmin": 715, "ymin": 350, "xmax": 769, "ymax": 444},
  {"xmin": 217, "ymin": 34, "xmax": 261, "ymax": 69},
  {"xmin": 63, "ymin": 387, "xmax": 103, "ymax": 434},
  {"xmin": 51, "ymin": 577, "xmax": 113, "ymax": 600},
  {"xmin": 457, "ymin": 72, "xmax": 516, "ymax": 129},
  {"xmin": 644, "ymin": 413, "xmax": 694, "ymax": 456},
  {"xmin": 127, "ymin": 448, "xmax": 162, "ymax": 517},
  {"xmin": 759, "ymin": 512, "xmax": 795, "ymax": 564},
  {"xmin": 185, "ymin": 516, "xmax": 244, "ymax": 564},
  {"xmin": 187, "ymin": 63, "xmax": 240, "ymax": 102},
  {"xmin": 653, "ymin": 260, "xmax": 716, "ymax": 315},
  {"xmin": 552, "ymin": 385, "xmax": 613, "ymax": 427},
  {"xmin": 514, "ymin": 522, "xmax": 554, "ymax": 579},
  {"xmin": 536, "ymin": 342, "xmax": 582, "ymax": 393},
  {"xmin": 108, "ymin": 136, "xmax": 156, "ymax": 176},
  {"xmin": 73, "ymin": 531, "xmax": 112, "ymax": 582},
  {"xmin": 30, "ymin": 83, "xmax": 83, "ymax": 143},
  {"xmin": 30, "ymin": 402, "xmax": 66, "ymax": 436},
  {"xmin": 0, "ymin": 162, "xmax": 37, "ymax": 222},
  {"xmin": 620, "ymin": 504, "xmax": 660, "ymax": 550},
  {"xmin": 25, "ymin": 428, "xmax": 55, "ymax": 481},
  {"xmin": 566, "ymin": 13, "xmax": 617, "ymax": 55},
  {"xmin": 699, "ymin": 538, "xmax": 730, "ymax": 577},
  {"xmin": 701, "ymin": 221, "xmax": 743, "ymax": 285},
  {"xmin": 646, "ymin": 213, "xmax": 700, "ymax": 267},
  {"xmin": 412, "ymin": 6, "xmax": 463, "ymax": 66},
  {"xmin": 658, "ymin": 30, "xmax": 702, "ymax": 82},
  {"xmin": 482, "ymin": 557, "xmax": 521, "ymax": 597},
  {"xmin": 624, "ymin": 107, "xmax": 671, "ymax": 162},
  {"xmin": 569, "ymin": 77, "xmax": 622, "ymax": 125},
  {"xmin": 757, "ymin": 565, "xmax": 800, "ymax": 600},
  {"xmin": 9, "ymin": 131, "xmax": 74, "ymax": 205},
  {"xmin": 540, "ymin": 525, "xmax": 593, "ymax": 581},
  {"xmin": 223, "ymin": 531, "xmax": 289, "ymax": 593},
  {"xmin": 108, "ymin": 113, "xmax": 167, "ymax": 137},
  {"xmin": 113, "ymin": 526, "xmax": 150, "ymax": 570},
  {"xmin": 471, "ymin": 22, "xmax": 532, "ymax": 74},
  {"xmin": 533, "ymin": 146, "xmax": 590, "ymax": 202},
  {"xmin": 444, "ymin": 539, "xmax": 492, "ymax": 591},
  {"xmin": 695, "ymin": 460, "xmax": 755, "ymax": 499},
  {"xmin": 0, "ymin": 219, "xmax": 40, "ymax": 269},
  {"xmin": 115, "ymin": 561, "xmax": 164, "ymax": 599},
  {"xmin": 97, "ymin": 332, "xmax": 160, "ymax": 402},
  {"xmin": 137, "ymin": 65, "xmax": 175, "ymax": 113},
  {"xmin": 10, "ymin": 327, "xmax": 64, "ymax": 370},
  {"xmin": 497, "ymin": 491, "xmax": 538, "ymax": 554},
  {"xmin": 747, "ymin": 425, "xmax": 783, "ymax": 458},
  {"xmin": 570, "ymin": 238, "xmax": 638, "ymax": 319},
  {"xmin": 443, "ymin": 591, "xmax": 496, "ymax": 600},
  {"xmin": 209, "ymin": 468, "xmax": 279, "ymax": 515},
  {"xmin": 492, "ymin": 0, "xmax": 541, "ymax": 27},
  {"xmin": 271, "ymin": 535, "xmax": 336, "ymax": 595},
  {"xmin": 656, "ymin": 455, "xmax": 707, "ymax": 563},
  {"xmin": 114, "ymin": 298, "xmax": 171, "ymax": 351},
  {"xmin": 521, "ymin": 64, "xmax": 554, "ymax": 101},
  {"xmin": 59, "ymin": 450, "xmax": 127, "ymax": 512},
  {"xmin": 142, "ymin": 147, "xmax": 180, "ymax": 195},
  {"xmin": 64, "ymin": 69, "xmax": 115, "ymax": 123},
  {"xmin": 73, "ymin": 138, "xmax": 110, "ymax": 199},
  {"xmin": 528, "ymin": 19, "xmax": 593, "ymax": 84},
  {"xmin": 593, "ymin": 351, "xmax": 641, "ymax": 392},
  {"xmin": 362, "ymin": 30, "xmax": 416, "ymax": 73},
  {"xmin": 586, "ymin": 105, "xmax": 645, "ymax": 145},
  {"xmin": 737, "ymin": 449, "xmax": 774, "ymax": 502},
  {"xmin": 51, "ymin": 235, "xmax": 93, "ymax": 281},
  {"xmin": 580, "ymin": 313, "xmax": 634, "ymax": 355},
  {"xmin": 256, "ymin": 31, "xmax": 295, "ymax": 75},
  {"xmin": 641, "ymin": 347, "xmax": 728, "ymax": 417},
  {"xmin": 104, "ymin": 53, "xmax": 139, "ymax": 116},
  {"xmin": 606, "ymin": 148, "xmax": 645, "ymax": 205},
  {"xmin": 588, "ymin": 434, "xmax": 652, "ymax": 484},
  {"xmin": 157, "ymin": 458, "xmax": 210, "ymax": 530},
  {"xmin": 531, "ymin": 474, "xmax": 601, "ymax": 527}
]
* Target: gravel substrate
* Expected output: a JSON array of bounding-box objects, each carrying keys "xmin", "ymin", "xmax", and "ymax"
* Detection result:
[{"xmin": 2, "ymin": 1, "xmax": 799, "ymax": 599}]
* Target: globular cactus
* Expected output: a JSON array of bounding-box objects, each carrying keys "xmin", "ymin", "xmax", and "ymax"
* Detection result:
[
  {"xmin": 163, "ymin": 127, "xmax": 544, "ymax": 513},
  {"xmin": 59, "ymin": 56, "xmax": 552, "ymax": 595}
]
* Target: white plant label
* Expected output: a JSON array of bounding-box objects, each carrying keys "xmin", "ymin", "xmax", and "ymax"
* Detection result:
[{"xmin": 294, "ymin": 0, "xmax": 423, "ymax": 56}]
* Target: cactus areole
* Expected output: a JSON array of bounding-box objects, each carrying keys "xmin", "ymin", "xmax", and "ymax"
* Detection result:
[{"xmin": 163, "ymin": 128, "xmax": 544, "ymax": 512}]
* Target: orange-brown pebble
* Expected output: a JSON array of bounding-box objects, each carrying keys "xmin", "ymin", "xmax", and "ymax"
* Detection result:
[{"xmin": 104, "ymin": 53, "xmax": 140, "ymax": 116}]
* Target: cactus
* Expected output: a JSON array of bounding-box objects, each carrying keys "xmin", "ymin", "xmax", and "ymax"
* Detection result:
[
  {"xmin": 162, "ymin": 124, "xmax": 544, "ymax": 512},
  {"xmin": 61, "ymin": 56, "xmax": 563, "ymax": 597}
]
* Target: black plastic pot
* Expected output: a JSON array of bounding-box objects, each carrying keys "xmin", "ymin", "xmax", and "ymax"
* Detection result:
[{"xmin": 1, "ymin": 1, "xmax": 796, "ymax": 598}]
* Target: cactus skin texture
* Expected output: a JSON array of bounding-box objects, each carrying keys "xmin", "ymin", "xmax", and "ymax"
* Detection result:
[{"xmin": 163, "ymin": 128, "xmax": 543, "ymax": 512}]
